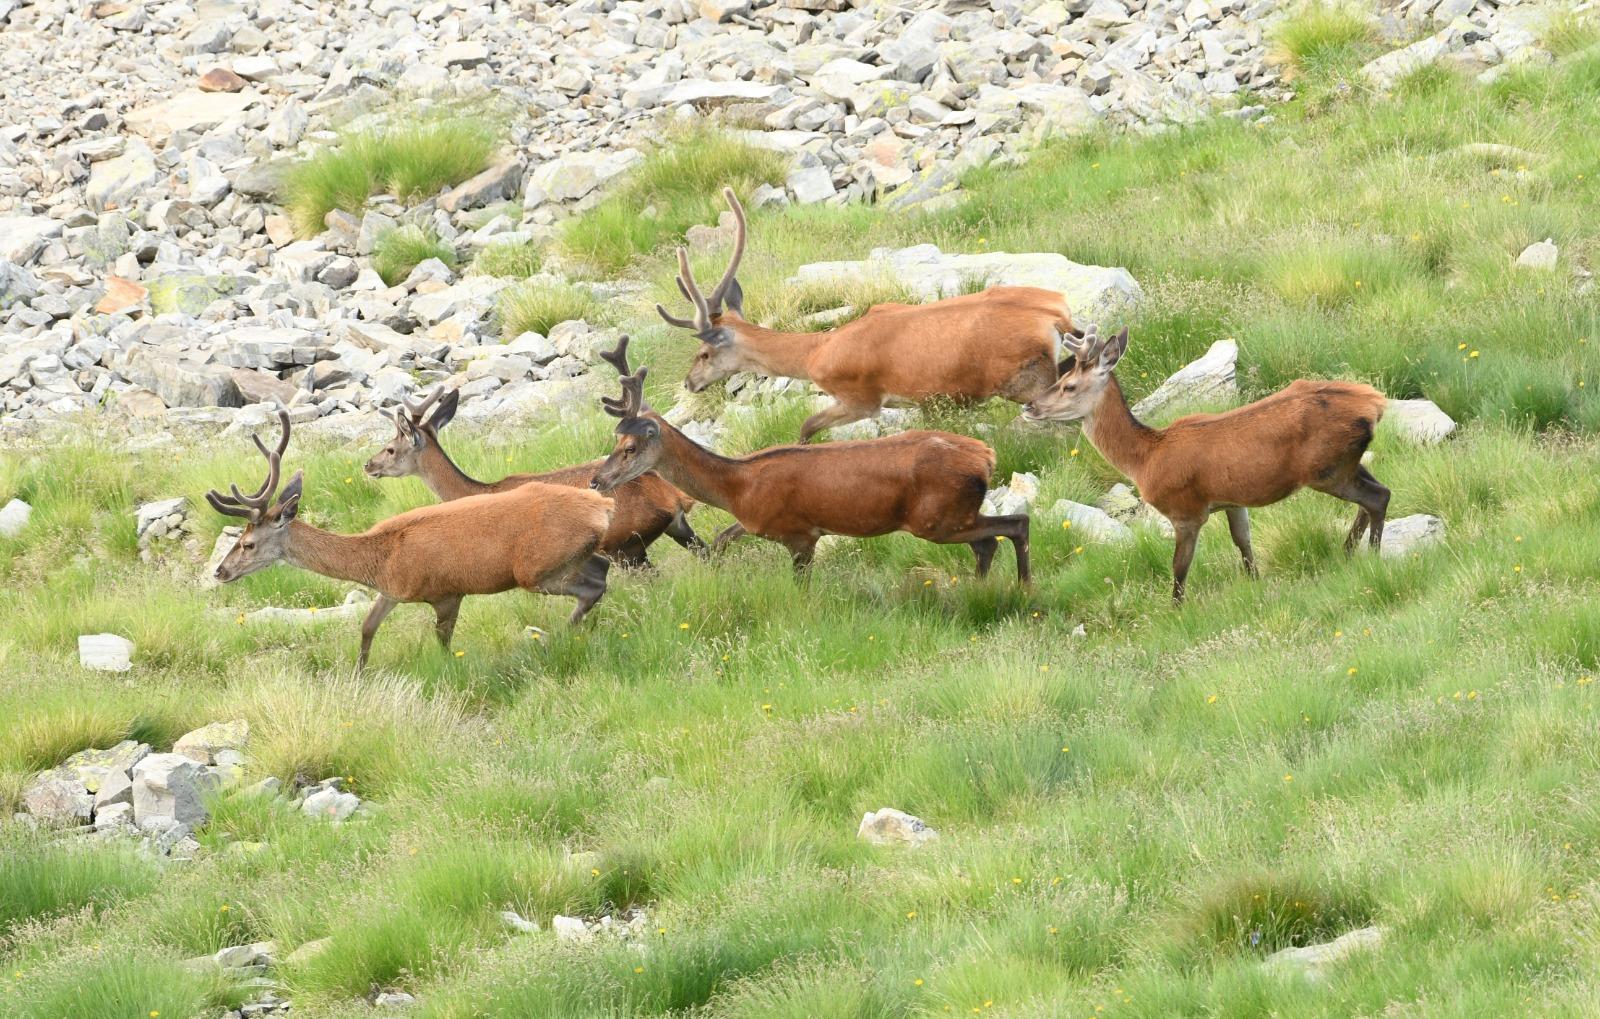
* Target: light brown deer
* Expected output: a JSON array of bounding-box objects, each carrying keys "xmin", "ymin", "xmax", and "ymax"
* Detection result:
[
  {"xmin": 587, "ymin": 336, "xmax": 1030, "ymax": 581},
  {"xmin": 363, "ymin": 384, "xmax": 706, "ymax": 568},
  {"xmin": 656, "ymin": 188, "xmax": 1080, "ymax": 441},
  {"xmin": 1023, "ymin": 326, "xmax": 1390, "ymax": 604},
  {"xmin": 208, "ymin": 410, "xmax": 614, "ymax": 669}
]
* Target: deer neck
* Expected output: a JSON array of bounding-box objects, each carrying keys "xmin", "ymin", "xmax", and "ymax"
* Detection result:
[
  {"xmin": 726, "ymin": 319, "xmax": 831, "ymax": 380},
  {"xmin": 645, "ymin": 413, "xmax": 749, "ymax": 513},
  {"xmin": 416, "ymin": 440, "xmax": 492, "ymax": 501},
  {"xmin": 284, "ymin": 522, "xmax": 388, "ymax": 589},
  {"xmin": 1082, "ymin": 375, "xmax": 1159, "ymax": 481}
]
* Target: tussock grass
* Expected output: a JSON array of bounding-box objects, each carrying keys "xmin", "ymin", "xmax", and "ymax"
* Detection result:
[
  {"xmin": 283, "ymin": 119, "xmax": 498, "ymax": 237},
  {"xmin": 0, "ymin": 827, "xmax": 160, "ymax": 934},
  {"xmin": 1544, "ymin": 10, "xmax": 1600, "ymax": 58},
  {"xmin": 9, "ymin": 50, "xmax": 1600, "ymax": 1019},
  {"xmin": 371, "ymin": 225, "xmax": 457, "ymax": 286},
  {"xmin": 1268, "ymin": 2, "xmax": 1377, "ymax": 79},
  {"xmin": 562, "ymin": 128, "xmax": 788, "ymax": 274},
  {"xmin": 472, "ymin": 238, "xmax": 542, "ymax": 278},
  {"xmin": 496, "ymin": 280, "xmax": 607, "ymax": 339}
]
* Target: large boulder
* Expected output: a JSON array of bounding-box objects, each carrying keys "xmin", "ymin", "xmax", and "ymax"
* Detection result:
[
  {"xmin": 1265, "ymin": 926, "xmax": 1383, "ymax": 980},
  {"xmin": 60, "ymin": 740, "xmax": 150, "ymax": 793},
  {"xmin": 119, "ymin": 348, "xmax": 243, "ymax": 408},
  {"xmin": 173, "ymin": 720, "xmax": 249, "ymax": 765},
  {"xmin": 23, "ymin": 770, "xmax": 94, "ymax": 824},
  {"xmin": 1379, "ymin": 514, "xmax": 1445, "ymax": 558},
  {"xmin": 1132, "ymin": 339, "xmax": 1238, "ymax": 417},
  {"xmin": 1385, "ymin": 398, "xmax": 1455, "ymax": 445},
  {"xmin": 85, "ymin": 141, "xmax": 161, "ymax": 212},
  {"xmin": 1045, "ymin": 499, "xmax": 1132, "ymax": 543},
  {"xmin": 791, "ymin": 244, "xmax": 1141, "ymax": 325},
  {"xmin": 78, "ymin": 633, "xmax": 135, "ymax": 671},
  {"xmin": 131, "ymin": 752, "xmax": 217, "ymax": 830},
  {"xmin": 858, "ymin": 807, "xmax": 938, "ymax": 846}
]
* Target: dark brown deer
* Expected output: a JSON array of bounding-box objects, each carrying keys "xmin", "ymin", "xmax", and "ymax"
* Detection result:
[
  {"xmin": 209, "ymin": 410, "xmax": 614, "ymax": 669},
  {"xmin": 656, "ymin": 188, "xmax": 1080, "ymax": 441},
  {"xmin": 587, "ymin": 337, "xmax": 1030, "ymax": 581},
  {"xmin": 363, "ymin": 384, "xmax": 706, "ymax": 568},
  {"xmin": 1023, "ymin": 325, "xmax": 1390, "ymax": 604}
]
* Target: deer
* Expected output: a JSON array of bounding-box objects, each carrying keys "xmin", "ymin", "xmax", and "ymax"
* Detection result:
[
  {"xmin": 363, "ymin": 384, "xmax": 706, "ymax": 568},
  {"xmin": 208, "ymin": 410, "xmax": 614, "ymax": 670},
  {"xmin": 656, "ymin": 188, "xmax": 1081, "ymax": 442},
  {"xmin": 1022, "ymin": 325, "xmax": 1391, "ymax": 604},
  {"xmin": 587, "ymin": 335, "xmax": 1031, "ymax": 582}
]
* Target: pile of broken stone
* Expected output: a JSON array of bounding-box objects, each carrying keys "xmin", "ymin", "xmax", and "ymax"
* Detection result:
[{"xmin": 15, "ymin": 719, "xmax": 366, "ymax": 858}]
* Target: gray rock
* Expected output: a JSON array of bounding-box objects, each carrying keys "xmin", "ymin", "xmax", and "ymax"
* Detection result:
[
  {"xmin": 499, "ymin": 910, "xmax": 539, "ymax": 933},
  {"xmin": 173, "ymin": 720, "xmax": 249, "ymax": 764},
  {"xmin": 1131, "ymin": 339, "xmax": 1238, "ymax": 417},
  {"xmin": 61, "ymin": 740, "xmax": 150, "ymax": 793},
  {"xmin": 86, "ymin": 142, "xmax": 161, "ymax": 213},
  {"xmin": 1, "ymin": 259, "xmax": 39, "ymax": 307},
  {"xmin": 787, "ymin": 165, "xmax": 837, "ymax": 205},
  {"xmin": 552, "ymin": 915, "xmax": 592, "ymax": 942},
  {"xmin": 302, "ymin": 786, "xmax": 360, "ymax": 823},
  {"xmin": 120, "ymin": 349, "xmax": 243, "ymax": 408},
  {"xmin": 0, "ymin": 498, "xmax": 31, "ymax": 538},
  {"xmin": 0, "ymin": 216, "xmax": 64, "ymax": 265},
  {"xmin": 1265, "ymin": 926, "xmax": 1383, "ymax": 980},
  {"xmin": 1385, "ymin": 398, "xmax": 1455, "ymax": 445},
  {"xmin": 858, "ymin": 807, "xmax": 938, "ymax": 846},
  {"xmin": 1379, "ymin": 514, "xmax": 1445, "ymax": 558},
  {"xmin": 131, "ymin": 753, "xmax": 217, "ymax": 829},
  {"xmin": 136, "ymin": 497, "xmax": 189, "ymax": 539},
  {"xmin": 78, "ymin": 633, "xmax": 135, "ymax": 671},
  {"xmin": 23, "ymin": 771, "xmax": 94, "ymax": 824},
  {"xmin": 1046, "ymin": 500, "xmax": 1132, "ymax": 543},
  {"xmin": 1516, "ymin": 238, "xmax": 1557, "ymax": 271},
  {"xmin": 440, "ymin": 158, "xmax": 524, "ymax": 213}
]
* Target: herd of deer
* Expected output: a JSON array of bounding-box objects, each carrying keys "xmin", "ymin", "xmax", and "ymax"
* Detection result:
[{"xmin": 208, "ymin": 189, "xmax": 1391, "ymax": 669}]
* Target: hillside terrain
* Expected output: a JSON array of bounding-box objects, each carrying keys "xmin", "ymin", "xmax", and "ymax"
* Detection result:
[{"xmin": 5, "ymin": 0, "xmax": 1600, "ymax": 1017}]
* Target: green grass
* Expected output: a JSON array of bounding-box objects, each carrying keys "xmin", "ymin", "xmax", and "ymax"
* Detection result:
[
  {"xmin": 372, "ymin": 225, "xmax": 457, "ymax": 287},
  {"xmin": 561, "ymin": 127, "xmax": 788, "ymax": 274},
  {"xmin": 1268, "ymin": 2, "xmax": 1377, "ymax": 79},
  {"xmin": 8, "ymin": 45, "xmax": 1600, "ymax": 1019},
  {"xmin": 472, "ymin": 239, "xmax": 542, "ymax": 278},
  {"xmin": 283, "ymin": 119, "xmax": 498, "ymax": 237},
  {"xmin": 496, "ymin": 281, "xmax": 607, "ymax": 339},
  {"xmin": 1544, "ymin": 10, "xmax": 1600, "ymax": 58}
]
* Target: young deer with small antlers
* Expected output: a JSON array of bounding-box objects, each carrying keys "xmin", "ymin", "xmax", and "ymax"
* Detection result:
[
  {"xmin": 209, "ymin": 410, "xmax": 614, "ymax": 669},
  {"xmin": 363, "ymin": 385, "xmax": 705, "ymax": 568},
  {"xmin": 588, "ymin": 337, "xmax": 1031, "ymax": 581},
  {"xmin": 1023, "ymin": 326, "xmax": 1390, "ymax": 604},
  {"xmin": 657, "ymin": 188, "xmax": 1080, "ymax": 441}
]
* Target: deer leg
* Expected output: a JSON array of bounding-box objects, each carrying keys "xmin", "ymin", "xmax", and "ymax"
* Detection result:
[
  {"xmin": 969, "ymin": 537, "xmax": 998, "ymax": 578},
  {"xmin": 712, "ymin": 522, "xmax": 748, "ymax": 554},
  {"xmin": 666, "ymin": 511, "xmax": 709, "ymax": 557},
  {"xmin": 357, "ymin": 594, "xmax": 399, "ymax": 671},
  {"xmin": 1224, "ymin": 507, "xmax": 1258, "ymax": 578},
  {"xmin": 781, "ymin": 535, "xmax": 818, "ymax": 574},
  {"xmin": 431, "ymin": 595, "xmax": 463, "ymax": 650},
  {"xmin": 1170, "ymin": 518, "xmax": 1203, "ymax": 605},
  {"xmin": 549, "ymin": 554, "xmax": 610, "ymax": 625},
  {"xmin": 608, "ymin": 535, "xmax": 650, "ymax": 570},
  {"xmin": 927, "ymin": 515, "xmax": 1031, "ymax": 584},
  {"xmin": 799, "ymin": 400, "xmax": 878, "ymax": 443},
  {"xmin": 1322, "ymin": 467, "xmax": 1391, "ymax": 556}
]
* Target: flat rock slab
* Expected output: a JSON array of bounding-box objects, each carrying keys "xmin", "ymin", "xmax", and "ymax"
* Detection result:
[
  {"xmin": 1266, "ymin": 925, "xmax": 1383, "ymax": 979},
  {"xmin": 79, "ymin": 633, "xmax": 134, "ymax": 671},
  {"xmin": 792, "ymin": 243, "xmax": 1142, "ymax": 325},
  {"xmin": 0, "ymin": 215, "xmax": 64, "ymax": 264},
  {"xmin": 125, "ymin": 90, "xmax": 263, "ymax": 140},
  {"xmin": 1132, "ymin": 339, "xmax": 1238, "ymax": 417}
]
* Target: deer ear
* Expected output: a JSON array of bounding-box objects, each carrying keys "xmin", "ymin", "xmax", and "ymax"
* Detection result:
[
  {"xmin": 1098, "ymin": 327, "xmax": 1129, "ymax": 372},
  {"xmin": 426, "ymin": 388, "xmax": 459, "ymax": 431},
  {"xmin": 723, "ymin": 277, "xmax": 745, "ymax": 317},
  {"xmin": 275, "ymin": 470, "xmax": 304, "ymax": 521}
]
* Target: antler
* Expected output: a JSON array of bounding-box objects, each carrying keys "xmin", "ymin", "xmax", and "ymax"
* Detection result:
[
  {"xmin": 598, "ymin": 334, "xmax": 633, "ymax": 376},
  {"xmin": 206, "ymin": 409, "xmax": 291, "ymax": 520},
  {"xmin": 599, "ymin": 334, "xmax": 648, "ymax": 420},
  {"xmin": 1062, "ymin": 322, "xmax": 1101, "ymax": 361},
  {"xmin": 707, "ymin": 186, "xmax": 746, "ymax": 312},
  {"xmin": 654, "ymin": 187, "xmax": 747, "ymax": 330},
  {"xmin": 401, "ymin": 385, "xmax": 445, "ymax": 424}
]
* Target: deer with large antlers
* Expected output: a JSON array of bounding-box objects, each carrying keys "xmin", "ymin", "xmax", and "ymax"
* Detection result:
[
  {"xmin": 588, "ymin": 336, "xmax": 1030, "ymax": 581},
  {"xmin": 1023, "ymin": 326, "xmax": 1391, "ymax": 604},
  {"xmin": 363, "ymin": 383, "xmax": 705, "ymax": 568},
  {"xmin": 657, "ymin": 188, "xmax": 1081, "ymax": 442},
  {"xmin": 209, "ymin": 410, "xmax": 614, "ymax": 669}
]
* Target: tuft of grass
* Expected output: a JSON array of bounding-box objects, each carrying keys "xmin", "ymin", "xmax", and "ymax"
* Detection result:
[
  {"xmin": 1544, "ymin": 10, "xmax": 1600, "ymax": 58},
  {"xmin": 372, "ymin": 225, "xmax": 458, "ymax": 287},
  {"xmin": 472, "ymin": 239, "xmax": 542, "ymax": 278},
  {"xmin": 496, "ymin": 281, "xmax": 607, "ymax": 339},
  {"xmin": 561, "ymin": 128, "xmax": 787, "ymax": 274},
  {"xmin": 1268, "ymin": 2, "xmax": 1376, "ymax": 78},
  {"xmin": 0, "ymin": 827, "xmax": 161, "ymax": 933},
  {"xmin": 284, "ymin": 119, "xmax": 498, "ymax": 237}
]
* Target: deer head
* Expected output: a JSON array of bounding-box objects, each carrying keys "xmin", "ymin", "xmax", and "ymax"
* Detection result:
[
  {"xmin": 590, "ymin": 335, "xmax": 662, "ymax": 493},
  {"xmin": 364, "ymin": 385, "xmax": 460, "ymax": 478},
  {"xmin": 206, "ymin": 409, "xmax": 304, "ymax": 582},
  {"xmin": 1023, "ymin": 325, "xmax": 1129, "ymax": 423},
  {"xmin": 656, "ymin": 188, "xmax": 758, "ymax": 393}
]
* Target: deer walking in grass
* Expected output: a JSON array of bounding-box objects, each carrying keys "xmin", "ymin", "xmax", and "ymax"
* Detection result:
[
  {"xmin": 656, "ymin": 188, "xmax": 1081, "ymax": 442},
  {"xmin": 209, "ymin": 410, "xmax": 614, "ymax": 669},
  {"xmin": 1023, "ymin": 326, "xmax": 1390, "ymax": 604},
  {"xmin": 363, "ymin": 386, "xmax": 706, "ymax": 568},
  {"xmin": 587, "ymin": 336, "xmax": 1031, "ymax": 581}
]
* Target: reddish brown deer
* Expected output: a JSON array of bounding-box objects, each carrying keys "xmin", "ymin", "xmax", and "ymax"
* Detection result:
[
  {"xmin": 1023, "ymin": 325, "xmax": 1390, "ymax": 604},
  {"xmin": 363, "ymin": 385, "xmax": 706, "ymax": 568},
  {"xmin": 656, "ymin": 188, "xmax": 1080, "ymax": 441},
  {"xmin": 587, "ymin": 336, "xmax": 1030, "ymax": 581},
  {"xmin": 209, "ymin": 410, "xmax": 614, "ymax": 669}
]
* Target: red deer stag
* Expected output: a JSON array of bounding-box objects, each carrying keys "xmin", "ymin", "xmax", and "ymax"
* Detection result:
[
  {"xmin": 587, "ymin": 336, "xmax": 1030, "ymax": 581},
  {"xmin": 363, "ymin": 384, "xmax": 706, "ymax": 567},
  {"xmin": 1023, "ymin": 326, "xmax": 1390, "ymax": 604},
  {"xmin": 656, "ymin": 188, "xmax": 1080, "ymax": 441},
  {"xmin": 209, "ymin": 410, "xmax": 614, "ymax": 669}
]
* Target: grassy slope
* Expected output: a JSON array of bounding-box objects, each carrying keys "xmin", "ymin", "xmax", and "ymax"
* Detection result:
[{"xmin": 6, "ymin": 40, "xmax": 1600, "ymax": 1019}]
